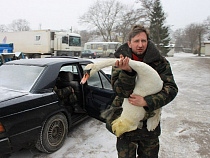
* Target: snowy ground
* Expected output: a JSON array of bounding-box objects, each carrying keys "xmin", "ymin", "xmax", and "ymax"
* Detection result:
[{"xmin": 7, "ymin": 53, "xmax": 210, "ymax": 158}]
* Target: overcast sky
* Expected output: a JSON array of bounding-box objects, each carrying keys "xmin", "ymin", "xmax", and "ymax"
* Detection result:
[{"xmin": 1, "ymin": 0, "xmax": 210, "ymax": 31}]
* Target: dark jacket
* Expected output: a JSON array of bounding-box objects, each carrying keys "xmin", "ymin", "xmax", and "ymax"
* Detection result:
[
  {"xmin": 104, "ymin": 41, "xmax": 178, "ymax": 137},
  {"xmin": 54, "ymin": 86, "xmax": 77, "ymax": 106}
]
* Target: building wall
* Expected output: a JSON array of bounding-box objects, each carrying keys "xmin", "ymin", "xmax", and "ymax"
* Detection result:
[
  {"xmin": 204, "ymin": 42, "xmax": 210, "ymax": 56},
  {"xmin": 201, "ymin": 46, "xmax": 205, "ymax": 55}
]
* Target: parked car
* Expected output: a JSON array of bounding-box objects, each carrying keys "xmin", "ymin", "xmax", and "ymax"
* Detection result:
[
  {"xmin": 81, "ymin": 50, "xmax": 100, "ymax": 59},
  {"xmin": 0, "ymin": 57, "xmax": 115, "ymax": 156}
]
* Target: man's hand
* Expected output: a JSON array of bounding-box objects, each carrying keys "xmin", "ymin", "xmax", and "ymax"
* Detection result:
[
  {"xmin": 128, "ymin": 94, "xmax": 148, "ymax": 107},
  {"xmin": 115, "ymin": 54, "xmax": 132, "ymax": 72}
]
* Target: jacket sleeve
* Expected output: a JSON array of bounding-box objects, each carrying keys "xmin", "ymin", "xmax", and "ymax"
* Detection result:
[
  {"xmin": 111, "ymin": 66, "xmax": 136, "ymax": 98},
  {"xmin": 144, "ymin": 58, "xmax": 178, "ymax": 112}
]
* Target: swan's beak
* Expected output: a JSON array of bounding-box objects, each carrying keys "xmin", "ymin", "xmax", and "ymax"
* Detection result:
[{"xmin": 80, "ymin": 71, "xmax": 90, "ymax": 84}]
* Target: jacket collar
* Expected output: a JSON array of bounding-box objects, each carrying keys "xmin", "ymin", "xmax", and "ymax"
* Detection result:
[{"xmin": 114, "ymin": 40, "xmax": 162, "ymax": 64}]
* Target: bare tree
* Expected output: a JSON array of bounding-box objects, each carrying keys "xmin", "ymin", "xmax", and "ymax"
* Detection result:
[
  {"xmin": 136, "ymin": 0, "xmax": 155, "ymax": 25},
  {"xmin": 203, "ymin": 16, "xmax": 210, "ymax": 40},
  {"xmin": 184, "ymin": 23, "xmax": 206, "ymax": 56},
  {"xmin": 0, "ymin": 24, "xmax": 8, "ymax": 32},
  {"xmin": 114, "ymin": 7, "xmax": 146, "ymax": 43},
  {"xmin": 80, "ymin": 0, "xmax": 147, "ymax": 43},
  {"xmin": 195, "ymin": 24, "xmax": 207, "ymax": 56},
  {"xmin": 184, "ymin": 24, "xmax": 199, "ymax": 52},
  {"xmin": 9, "ymin": 19, "xmax": 30, "ymax": 32},
  {"xmin": 79, "ymin": 30, "xmax": 98, "ymax": 46},
  {"xmin": 79, "ymin": 0, "xmax": 124, "ymax": 42},
  {"xmin": 173, "ymin": 29, "xmax": 185, "ymax": 52}
]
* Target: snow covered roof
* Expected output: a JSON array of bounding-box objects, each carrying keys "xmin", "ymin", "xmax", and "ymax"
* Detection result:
[{"xmin": 204, "ymin": 41, "xmax": 210, "ymax": 44}]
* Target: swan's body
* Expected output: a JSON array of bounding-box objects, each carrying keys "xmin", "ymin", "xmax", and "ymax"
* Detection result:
[{"xmin": 81, "ymin": 58, "xmax": 163, "ymax": 137}]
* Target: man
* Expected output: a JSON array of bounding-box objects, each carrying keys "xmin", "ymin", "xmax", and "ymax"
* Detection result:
[{"xmin": 106, "ymin": 25, "xmax": 178, "ymax": 158}]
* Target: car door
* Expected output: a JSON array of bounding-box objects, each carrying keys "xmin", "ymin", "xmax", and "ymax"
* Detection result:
[{"xmin": 82, "ymin": 66, "xmax": 115, "ymax": 122}]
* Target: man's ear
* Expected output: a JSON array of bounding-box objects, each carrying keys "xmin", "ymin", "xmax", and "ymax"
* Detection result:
[{"xmin": 127, "ymin": 41, "xmax": 131, "ymax": 48}]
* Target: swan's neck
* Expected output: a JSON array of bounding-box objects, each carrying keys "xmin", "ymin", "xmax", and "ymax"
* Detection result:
[
  {"xmin": 94, "ymin": 59, "xmax": 118, "ymax": 70},
  {"xmin": 128, "ymin": 60, "xmax": 150, "ymax": 77},
  {"xmin": 92, "ymin": 59, "xmax": 151, "ymax": 80}
]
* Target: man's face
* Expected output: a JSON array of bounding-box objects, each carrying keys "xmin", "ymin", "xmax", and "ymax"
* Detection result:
[{"xmin": 127, "ymin": 32, "xmax": 148, "ymax": 55}]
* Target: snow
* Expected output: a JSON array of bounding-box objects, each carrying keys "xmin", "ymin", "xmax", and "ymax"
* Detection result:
[{"xmin": 7, "ymin": 52, "xmax": 210, "ymax": 158}]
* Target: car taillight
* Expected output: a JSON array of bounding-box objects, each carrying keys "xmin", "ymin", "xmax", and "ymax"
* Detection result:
[{"xmin": 0, "ymin": 122, "xmax": 5, "ymax": 132}]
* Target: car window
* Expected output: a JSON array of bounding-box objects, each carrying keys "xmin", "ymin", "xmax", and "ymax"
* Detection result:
[
  {"xmin": 87, "ymin": 72, "xmax": 102, "ymax": 88},
  {"xmin": 82, "ymin": 65, "xmax": 112, "ymax": 90},
  {"xmin": 0, "ymin": 64, "xmax": 44, "ymax": 91},
  {"xmin": 60, "ymin": 65, "xmax": 78, "ymax": 75},
  {"xmin": 83, "ymin": 50, "xmax": 90, "ymax": 54},
  {"xmin": 100, "ymin": 72, "xmax": 112, "ymax": 90}
]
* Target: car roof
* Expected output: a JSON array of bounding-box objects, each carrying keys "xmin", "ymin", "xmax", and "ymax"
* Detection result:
[{"xmin": 5, "ymin": 57, "xmax": 92, "ymax": 66}]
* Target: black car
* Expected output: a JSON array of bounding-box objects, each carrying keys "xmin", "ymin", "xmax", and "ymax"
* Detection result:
[
  {"xmin": 0, "ymin": 57, "xmax": 115, "ymax": 155},
  {"xmin": 81, "ymin": 50, "xmax": 100, "ymax": 59}
]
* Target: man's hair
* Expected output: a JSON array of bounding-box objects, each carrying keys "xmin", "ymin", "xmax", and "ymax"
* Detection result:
[{"xmin": 127, "ymin": 25, "xmax": 150, "ymax": 42}]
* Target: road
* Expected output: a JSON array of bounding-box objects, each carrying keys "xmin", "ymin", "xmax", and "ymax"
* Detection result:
[{"xmin": 6, "ymin": 53, "xmax": 210, "ymax": 158}]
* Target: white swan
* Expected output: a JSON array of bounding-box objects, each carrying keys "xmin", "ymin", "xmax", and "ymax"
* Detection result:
[{"xmin": 81, "ymin": 58, "xmax": 163, "ymax": 137}]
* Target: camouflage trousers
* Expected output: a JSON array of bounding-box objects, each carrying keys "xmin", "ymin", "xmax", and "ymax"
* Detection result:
[{"xmin": 116, "ymin": 123, "xmax": 160, "ymax": 158}]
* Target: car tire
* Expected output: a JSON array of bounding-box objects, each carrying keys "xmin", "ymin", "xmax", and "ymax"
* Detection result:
[
  {"xmin": 109, "ymin": 53, "xmax": 115, "ymax": 58},
  {"xmin": 35, "ymin": 113, "xmax": 68, "ymax": 153}
]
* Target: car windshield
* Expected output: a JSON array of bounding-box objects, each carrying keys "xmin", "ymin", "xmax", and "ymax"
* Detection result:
[
  {"xmin": 69, "ymin": 36, "xmax": 81, "ymax": 46},
  {"xmin": 0, "ymin": 64, "xmax": 44, "ymax": 92}
]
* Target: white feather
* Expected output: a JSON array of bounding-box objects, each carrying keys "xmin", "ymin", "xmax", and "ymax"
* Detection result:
[{"xmin": 84, "ymin": 59, "xmax": 163, "ymax": 137}]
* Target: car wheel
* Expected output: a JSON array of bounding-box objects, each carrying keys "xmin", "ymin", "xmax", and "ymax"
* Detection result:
[
  {"xmin": 109, "ymin": 53, "xmax": 115, "ymax": 58},
  {"xmin": 35, "ymin": 113, "xmax": 68, "ymax": 153}
]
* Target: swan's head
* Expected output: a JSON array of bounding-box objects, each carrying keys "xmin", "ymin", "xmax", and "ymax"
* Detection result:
[{"xmin": 80, "ymin": 63, "xmax": 98, "ymax": 84}]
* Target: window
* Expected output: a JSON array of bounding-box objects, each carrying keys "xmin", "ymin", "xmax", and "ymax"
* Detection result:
[
  {"xmin": 91, "ymin": 44, "xmax": 103, "ymax": 50},
  {"xmin": 35, "ymin": 35, "xmax": 41, "ymax": 41},
  {"xmin": 0, "ymin": 65, "xmax": 44, "ymax": 91},
  {"xmin": 87, "ymin": 45, "xmax": 90, "ymax": 49},
  {"xmin": 82, "ymin": 65, "xmax": 112, "ymax": 90},
  {"xmin": 87, "ymin": 72, "xmax": 102, "ymax": 88},
  {"xmin": 62, "ymin": 36, "xmax": 68, "ymax": 44},
  {"xmin": 100, "ymin": 72, "xmax": 112, "ymax": 90},
  {"xmin": 103, "ymin": 45, "xmax": 107, "ymax": 51},
  {"xmin": 60, "ymin": 65, "xmax": 78, "ymax": 75},
  {"xmin": 83, "ymin": 50, "xmax": 91, "ymax": 54},
  {"xmin": 108, "ymin": 44, "xmax": 116, "ymax": 49},
  {"xmin": 69, "ymin": 36, "xmax": 81, "ymax": 46},
  {"xmin": 109, "ymin": 44, "xmax": 121, "ymax": 50}
]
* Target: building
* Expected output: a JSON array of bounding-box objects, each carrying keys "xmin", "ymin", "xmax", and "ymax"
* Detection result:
[{"xmin": 204, "ymin": 41, "xmax": 210, "ymax": 56}]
